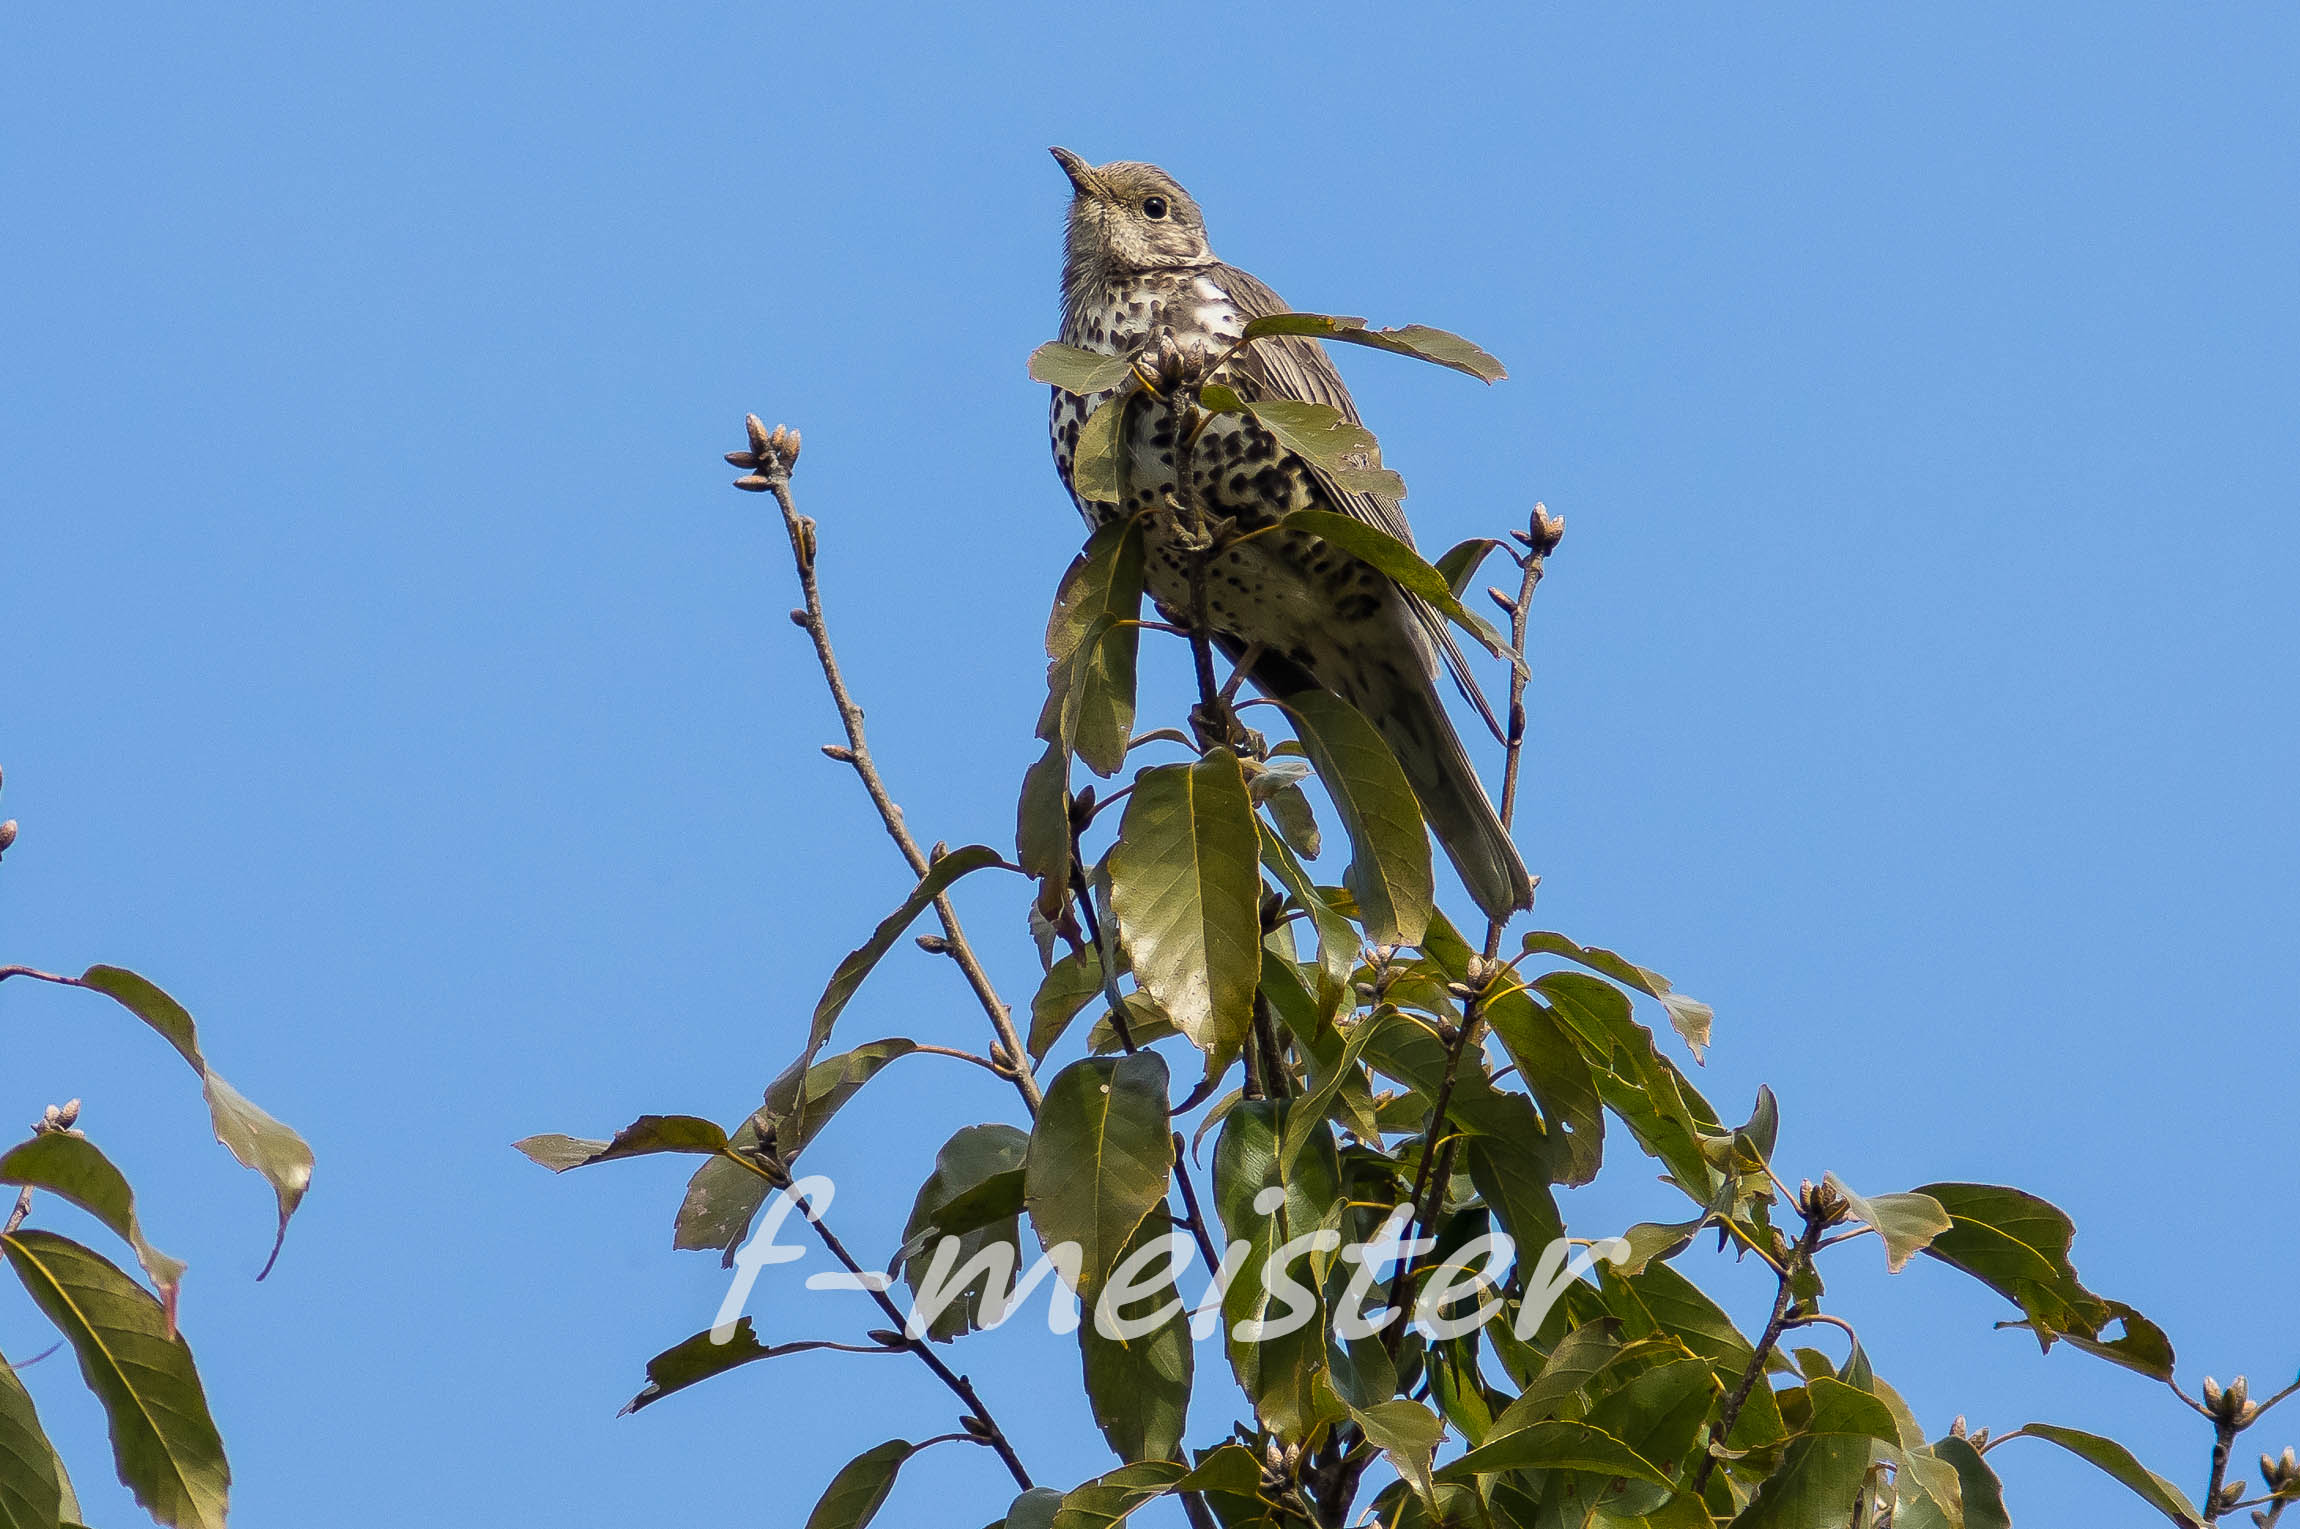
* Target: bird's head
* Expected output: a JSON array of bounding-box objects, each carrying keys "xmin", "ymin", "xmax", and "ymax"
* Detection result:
[{"xmin": 1051, "ymin": 148, "xmax": 1213, "ymax": 288}]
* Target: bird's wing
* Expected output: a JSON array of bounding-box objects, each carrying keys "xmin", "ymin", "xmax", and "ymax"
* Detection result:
[{"xmin": 1208, "ymin": 262, "xmax": 1503, "ymax": 741}]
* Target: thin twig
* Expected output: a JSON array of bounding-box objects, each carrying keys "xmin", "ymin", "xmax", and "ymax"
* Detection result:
[
  {"xmin": 733, "ymin": 421, "xmax": 1041, "ymax": 1114},
  {"xmin": 717, "ymin": 1146, "xmax": 1034, "ymax": 1491},
  {"xmin": 1694, "ymin": 1206, "xmax": 1830, "ymax": 1494}
]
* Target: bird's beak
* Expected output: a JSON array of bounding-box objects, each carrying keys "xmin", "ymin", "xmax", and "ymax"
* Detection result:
[{"xmin": 1049, "ymin": 146, "xmax": 1102, "ymax": 199}]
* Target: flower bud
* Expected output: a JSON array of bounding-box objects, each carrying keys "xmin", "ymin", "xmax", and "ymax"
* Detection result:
[
  {"xmin": 2205, "ymin": 1377, "xmax": 2225, "ymax": 1411},
  {"xmin": 0, "ymin": 820, "xmax": 17, "ymax": 855}
]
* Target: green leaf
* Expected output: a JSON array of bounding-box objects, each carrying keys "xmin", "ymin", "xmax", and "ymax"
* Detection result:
[
  {"xmin": 1258, "ymin": 823, "xmax": 1354, "ymax": 1006},
  {"xmin": 2, "ymin": 1230, "xmax": 228, "ymax": 1529},
  {"xmin": 1046, "ymin": 1461, "xmax": 1189, "ymax": 1529},
  {"xmin": 1212, "ymin": 1101, "xmax": 1344, "ymax": 1441},
  {"xmin": 1432, "ymin": 538, "xmax": 1502, "ymax": 598},
  {"xmin": 1030, "ymin": 949, "xmax": 1108, "ymax": 1064},
  {"xmin": 619, "ymin": 1318, "xmax": 868, "ymax": 1414},
  {"xmin": 78, "ymin": 966, "xmax": 314, "ymax": 1277},
  {"xmin": 1002, "ymin": 1486, "xmax": 1064, "ymax": 1529},
  {"xmin": 1080, "ymin": 1217, "xmax": 1193, "ymax": 1462},
  {"xmin": 1030, "ymin": 341, "xmax": 1134, "ymax": 394},
  {"xmin": 1350, "ymin": 1398, "xmax": 1447, "ymax": 1505},
  {"xmin": 1444, "ymin": 1418, "xmax": 1672, "ymax": 1484},
  {"xmin": 1890, "ymin": 1444, "xmax": 1974, "ymax": 1529},
  {"xmin": 1280, "ymin": 1011, "xmax": 1392, "ymax": 1173},
  {"xmin": 1911, "ymin": 1183, "xmax": 2117, "ymax": 1352},
  {"xmin": 1040, "ymin": 519, "xmax": 1148, "ymax": 778},
  {"xmin": 1821, "ymin": 1174, "xmax": 1952, "ymax": 1274},
  {"xmin": 1240, "ymin": 312, "xmax": 1508, "ymax": 383},
  {"xmin": 0, "ymin": 1346, "xmax": 64, "ymax": 1529},
  {"xmin": 1914, "ymin": 1435, "xmax": 2010, "ymax": 1529},
  {"xmin": 1519, "ymin": 932, "xmax": 1714, "ymax": 1062},
  {"xmin": 899, "ymin": 1125, "xmax": 1029, "ymax": 1341},
  {"xmin": 805, "ymin": 1438, "xmax": 920, "ymax": 1529},
  {"xmin": 1107, "ymin": 754, "xmax": 1262, "ymax": 1075},
  {"xmin": 802, "ymin": 847, "xmax": 1002, "ymax": 1072},
  {"xmin": 514, "ymin": 1114, "xmax": 728, "ymax": 1171},
  {"xmin": 1725, "ymin": 1432, "xmax": 1873, "ymax": 1528},
  {"xmin": 1278, "ymin": 691, "xmax": 1433, "ymax": 947},
  {"xmin": 1581, "ymin": 1357, "xmax": 1723, "ymax": 1513},
  {"xmin": 2059, "ymin": 1300, "xmax": 2178, "ymax": 1380},
  {"xmin": 1025, "ymin": 1053, "xmax": 1173, "ymax": 1307},
  {"xmin": 1481, "ymin": 985, "xmax": 1603, "ymax": 1187},
  {"xmin": 0, "ymin": 1133, "xmax": 187, "ymax": 1307},
  {"xmin": 2012, "ymin": 1425, "xmax": 2201, "ymax": 1526},
  {"xmin": 1243, "ymin": 401, "xmax": 1406, "ymax": 499},
  {"xmin": 673, "ymin": 1040, "xmax": 917, "ymax": 1257},
  {"xmin": 1491, "ymin": 1320, "xmax": 1627, "ymax": 1426},
  {"xmin": 1804, "ymin": 1377, "xmax": 1902, "ymax": 1444},
  {"xmin": 1277, "ymin": 510, "xmax": 1510, "ymax": 660},
  {"xmin": 1017, "ymin": 741, "xmax": 1073, "ymax": 916},
  {"xmin": 1537, "ymin": 971, "xmax": 1720, "ymax": 1202},
  {"xmin": 1071, "ymin": 388, "xmax": 1137, "ymax": 504}
]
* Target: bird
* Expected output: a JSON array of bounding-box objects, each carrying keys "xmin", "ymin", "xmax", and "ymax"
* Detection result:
[{"xmin": 1045, "ymin": 147, "xmax": 1534, "ymax": 921}]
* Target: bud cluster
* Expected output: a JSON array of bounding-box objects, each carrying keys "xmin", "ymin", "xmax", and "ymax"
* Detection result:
[{"xmin": 727, "ymin": 416, "xmax": 803, "ymax": 489}]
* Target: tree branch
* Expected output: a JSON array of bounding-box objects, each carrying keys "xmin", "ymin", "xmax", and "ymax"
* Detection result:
[
  {"xmin": 731, "ymin": 418, "xmax": 1042, "ymax": 1114},
  {"xmin": 719, "ymin": 1146, "xmax": 1034, "ymax": 1491}
]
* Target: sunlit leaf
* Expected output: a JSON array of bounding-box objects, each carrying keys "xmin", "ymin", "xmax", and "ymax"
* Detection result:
[
  {"xmin": 1046, "ymin": 1461, "xmax": 1188, "ymax": 1529},
  {"xmin": 1107, "ymin": 754, "xmax": 1261, "ymax": 1076},
  {"xmin": 2012, "ymin": 1424, "xmax": 2200, "ymax": 1527},
  {"xmin": 1040, "ymin": 518, "xmax": 1147, "ymax": 778},
  {"xmin": 0, "ymin": 1348, "xmax": 64, "ymax": 1529},
  {"xmin": 1433, "ymin": 538, "xmax": 1503, "ymax": 598},
  {"xmin": 1258, "ymin": 824, "xmax": 1354, "ymax": 1007},
  {"xmin": 78, "ymin": 966, "xmax": 313, "ymax": 1277},
  {"xmin": 1213, "ymin": 1101, "xmax": 1344, "ymax": 1441},
  {"xmin": 1029, "ymin": 341, "xmax": 1134, "ymax": 395},
  {"xmin": 1024, "ymin": 1053, "xmax": 1173, "ymax": 1307},
  {"xmin": 1278, "ymin": 692, "xmax": 1433, "ymax": 948},
  {"xmin": 802, "ymin": 847, "xmax": 1002, "ymax": 1071},
  {"xmin": 0, "ymin": 1133, "xmax": 186, "ymax": 1311},
  {"xmin": 1520, "ymin": 932, "xmax": 1713, "ymax": 1062},
  {"xmin": 1244, "ymin": 402, "xmax": 1406, "ymax": 499},
  {"xmin": 1241, "ymin": 312, "xmax": 1508, "ymax": 383},
  {"xmin": 672, "ymin": 1040, "xmax": 917, "ymax": 1258},
  {"xmin": 1030, "ymin": 949, "xmax": 1107, "ymax": 1064},
  {"xmin": 1911, "ymin": 1183, "xmax": 2118, "ymax": 1353},
  {"xmin": 1822, "ymin": 1174, "xmax": 1952, "ymax": 1274},
  {"xmin": 805, "ymin": 1438, "xmax": 920, "ymax": 1529},
  {"xmin": 1350, "ymin": 1398, "xmax": 1447, "ymax": 1505},
  {"xmin": 1482, "ymin": 983, "xmax": 1603, "ymax": 1186},
  {"xmin": 514, "ymin": 1114, "xmax": 728, "ymax": 1171},
  {"xmin": 1080, "ymin": 1216, "xmax": 1193, "ymax": 1462},
  {"xmin": 1071, "ymin": 388, "xmax": 1137, "ymax": 504},
  {"xmin": 1276, "ymin": 510, "xmax": 1512, "ymax": 661},
  {"xmin": 1444, "ymin": 1418, "xmax": 1671, "ymax": 1484},
  {"xmin": 898, "ymin": 1124, "xmax": 1029, "ymax": 1341},
  {"xmin": 2, "ymin": 1231, "xmax": 227, "ymax": 1529},
  {"xmin": 620, "ymin": 1318, "xmax": 875, "ymax": 1414}
]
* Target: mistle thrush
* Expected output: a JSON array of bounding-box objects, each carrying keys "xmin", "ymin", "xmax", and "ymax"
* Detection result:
[{"xmin": 1046, "ymin": 147, "xmax": 1534, "ymax": 920}]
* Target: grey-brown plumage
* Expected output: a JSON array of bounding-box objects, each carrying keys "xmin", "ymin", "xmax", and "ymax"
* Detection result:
[{"xmin": 1045, "ymin": 147, "xmax": 1533, "ymax": 920}]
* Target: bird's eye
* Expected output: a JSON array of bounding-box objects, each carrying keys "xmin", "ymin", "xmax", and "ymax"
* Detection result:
[{"xmin": 1142, "ymin": 195, "xmax": 1169, "ymax": 220}]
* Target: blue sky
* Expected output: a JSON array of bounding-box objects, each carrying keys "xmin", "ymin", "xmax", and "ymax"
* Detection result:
[{"xmin": 5, "ymin": 4, "xmax": 2295, "ymax": 1524}]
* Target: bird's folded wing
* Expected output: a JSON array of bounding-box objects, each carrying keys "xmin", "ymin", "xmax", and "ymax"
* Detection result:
[{"xmin": 1209, "ymin": 261, "xmax": 1505, "ymax": 742}]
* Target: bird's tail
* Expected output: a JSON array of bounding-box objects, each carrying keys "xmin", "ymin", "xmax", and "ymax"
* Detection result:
[
  {"xmin": 1370, "ymin": 674, "xmax": 1535, "ymax": 924},
  {"xmin": 1246, "ymin": 642, "xmax": 1534, "ymax": 925}
]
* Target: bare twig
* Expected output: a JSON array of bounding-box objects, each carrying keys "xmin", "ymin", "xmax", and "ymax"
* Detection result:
[
  {"xmin": 1694, "ymin": 1191, "xmax": 1835, "ymax": 1494},
  {"xmin": 731, "ymin": 419, "xmax": 1041, "ymax": 1114}
]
